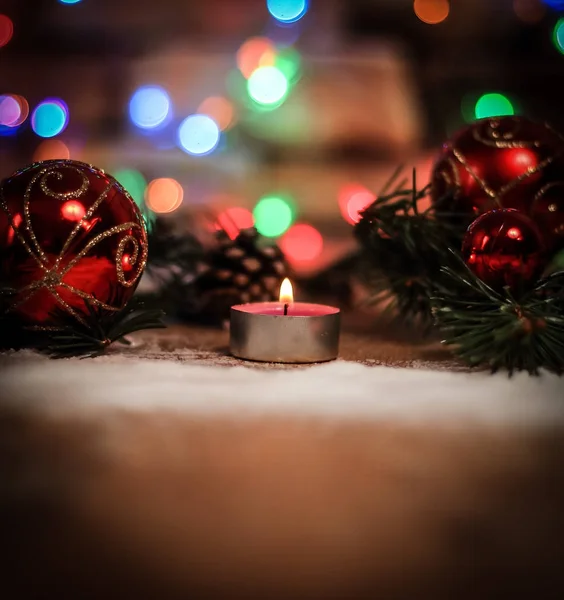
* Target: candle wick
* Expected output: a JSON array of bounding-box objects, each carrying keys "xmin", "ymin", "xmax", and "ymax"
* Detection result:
[{"xmin": 284, "ymin": 303, "xmax": 288, "ymax": 316}]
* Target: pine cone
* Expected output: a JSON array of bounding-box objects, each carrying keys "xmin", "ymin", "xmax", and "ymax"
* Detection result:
[{"xmin": 193, "ymin": 228, "xmax": 289, "ymax": 322}]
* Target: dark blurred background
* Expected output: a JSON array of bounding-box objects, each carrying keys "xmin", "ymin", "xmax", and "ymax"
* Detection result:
[{"xmin": 2, "ymin": 0, "xmax": 564, "ymax": 273}]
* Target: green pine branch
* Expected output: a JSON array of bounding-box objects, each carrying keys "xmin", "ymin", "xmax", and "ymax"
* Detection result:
[{"xmin": 432, "ymin": 253, "xmax": 564, "ymax": 375}]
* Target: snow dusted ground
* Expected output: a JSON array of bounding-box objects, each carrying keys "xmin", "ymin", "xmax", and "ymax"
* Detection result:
[{"xmin": 1, "ymin": 352, "xmax": 563, "ymax": 428}]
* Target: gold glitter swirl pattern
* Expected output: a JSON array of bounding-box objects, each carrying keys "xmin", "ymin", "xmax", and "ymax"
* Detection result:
[
  {"xmin": 39, "ymin": 166, "xmax": 89, "ymax": 199},
  {"xmin": 472, "ymin": 118, "xmax": 538, "ymax": 149},
  {"xmin": 0, "ymin": 163, "xmax": 148, "ymax": 324},
  {"xmin": 115, "ymin": 233, "xmax": 147, "ymax": 288}
]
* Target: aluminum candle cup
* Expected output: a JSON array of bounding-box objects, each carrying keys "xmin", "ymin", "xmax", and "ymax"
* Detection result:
[{"xmin": 230, "ymin": 302, "xmax": 341, "ymax": 364}]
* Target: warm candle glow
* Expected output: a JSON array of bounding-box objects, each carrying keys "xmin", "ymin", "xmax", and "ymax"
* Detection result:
[{"xmin": 279, "ymin": 277, "xmax": 294, "ymax": 303}]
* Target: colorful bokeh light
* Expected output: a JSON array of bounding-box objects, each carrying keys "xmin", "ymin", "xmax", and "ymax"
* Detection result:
[
  {"xmin": 0, "ymin": 15, "xmax": 13, "ymax": 48},
  {"xmin": 414, "ymin": 0, "xmax": 450, "ymax": 25},
  {"xmin": 197, "ymin": 96, "xmax": 235, "ymax": 131},
  {"xmin": 338, "ymin": 184, "xmax": 376, "ymax": 225},
  {"xmin": 146, "ymin": 178, "xmax": 184, "ymax": 214},
  {"xmin": 267, "ymin": 0, "xmax": 309, "ymax": 24},
  {"xmin": 0, "ymin": 95, "xmax": 28, "ymax": 127},
  {"xmin": 31, "ymin": 99, "xmax": 69, "ymax": 138},
  {"xmin": 114, "ymin": 168, "xmax": 147, "ymax": 208},
  {"xmin": 553, "ymin": 18, "xmax": 564, "ymax": 54},
  {"xmin": 33, "ymin": 140, "xmax": 71, "ymax": 161},
  {"xmin": 59, "ymin": 0, "xmax": 83, "ymax": 3},
  {"xmin": 253, "ymin": 195, "xmax": 294, "ymax": 237},
  {"xmin": 280, "ymin": 224, "xmax": 323, "ymax": 264},
  {"xmin": 237, "ymin": 37, "xmax": 277, "ymax": 79},
  {"xmin": 177, "ymin": 114, "xmax": 221, "ymax": 156},
  {"xmin": 248, "ymin": 66, "xmax": 289, "ymax": 107},
  {"xmin": 216, "ymin": 207, "xmax": 255, "ymax": 240},
  {"xmin": 129, "ymin": 85, "xmax": 171, "ymax": 130},
  {"xmin": 474, "ymin": 93, "xmax": 515, "ymax": 120}
]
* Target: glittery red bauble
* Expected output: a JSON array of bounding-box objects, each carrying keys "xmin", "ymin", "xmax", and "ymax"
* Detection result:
[
  {"xmin": 431, "ymin": 116, "xmax": 564, "ymax": 250},
  {"xmin": 462, "ymin": 209, "xmax": 546, "ymax": 292},
  {"xmin": 0, "ymin": 160, "xmax": 148, "ymax": 325}
]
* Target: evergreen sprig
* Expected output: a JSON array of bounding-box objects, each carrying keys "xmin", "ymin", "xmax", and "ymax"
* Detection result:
[
  {"xmin": 1, "ymin": 298, "xmax": 166, "ymax": 358},
  {"xmin": 432, "ymin": 254, "xmax": 564, "ymax": 375},
  {"xmin": 354, "ymin": 167, "xmax": 464, "ymax": 330}
]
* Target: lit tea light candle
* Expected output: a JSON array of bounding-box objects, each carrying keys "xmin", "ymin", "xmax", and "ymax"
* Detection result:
[{"xmin": 230, "ymin": 278, "xmax": 340, "ymax": 364}]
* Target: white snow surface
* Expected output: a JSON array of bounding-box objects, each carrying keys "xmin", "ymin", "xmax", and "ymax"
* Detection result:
[{"xmin": 1, "ymin": 354, "xmax": 564, "ymax": 428}]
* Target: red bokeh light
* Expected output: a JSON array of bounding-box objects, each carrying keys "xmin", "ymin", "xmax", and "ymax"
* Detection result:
[
  {"xmin": 216, "ymin": 207, "xmax": 254, "ymax": 240},
  {"xmin": 280, "ymin": 223, "xmax": 323, "ymax": 263},
  {"xmin": 338, "ymin": 183, "xmax": 375, "ymax": 225},
  {"xmin": 0, "ymin": 15, "xmax": 14, "ymax": 48},
  {"xmin": 61, "ymin": 200, "xmax": 86, "ymax": 222},
  {"xmin": 237, "ymin": 37, "xmax": 276, "ymax": 79}
]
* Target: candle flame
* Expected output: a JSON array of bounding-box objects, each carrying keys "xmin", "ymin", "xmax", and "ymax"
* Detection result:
[{"xmin": 279, "ymin": 277, "xmax": 293, "ymax": 304}]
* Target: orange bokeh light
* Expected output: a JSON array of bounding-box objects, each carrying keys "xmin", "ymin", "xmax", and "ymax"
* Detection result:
[
  {"xmin": 280, "ymin": 224, "xmax": 324, "ymax": 264},
  {"xmin": 146, "ymin": 178, "xmax": 184, "ymax": 214},
  {"xmin": 33, "ymin": 139, "xmax": 70, "ymax": 161},
  {"xmin": 414, "ymin": 0, "xmax": 450, "ymax": 25},
  {"xmin": 0, "ymin": 14, "xmax": 13, "ymax": 48},
  {"xmin": 237, "ymin": 37, "xmax": 277, "ymax": 79},
  {"xmin": 197, "ymin": 96, "xmax": 235, "ymax": 131},
  {"xmin": 216, "ymin": 206, "xmax": 254, "ymax": 240},
  {"xmin": 338, "ymin": 183, "xmax": 376, "ymax": 225}
]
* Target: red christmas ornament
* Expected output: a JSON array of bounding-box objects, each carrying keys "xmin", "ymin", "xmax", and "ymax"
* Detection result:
[
  {"xmin": 0, "ymin": 159, "xmax": 148, "ymax": 325},
  {"xmin": 431, "ymin": 116, "xmax": 564, "ymax": 250},
  {"xmin": 462, "ymin": 209, "xmax": 546, "ymax": 292}
]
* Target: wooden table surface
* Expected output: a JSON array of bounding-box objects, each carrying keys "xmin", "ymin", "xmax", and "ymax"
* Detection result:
[{"xmin": 1, "ymin": 318, "xmax": 563, "ymax": 600}]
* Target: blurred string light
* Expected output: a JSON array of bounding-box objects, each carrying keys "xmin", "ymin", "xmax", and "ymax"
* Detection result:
[
  {"xmin": 31, "ymin": 99, "xmax": 69, "ymax": 138},
  {"xmin": 33, "ymin": 140, "xmax": 70, "ymax": 161},
  {"xmin": 266, "ymin": 0, "xmax": 309, "ymax": 24},
  {"xmin": 0, "ymin": 14, "xmax": 13, "ymax": 48},
  {"xmin": 413, "ymin": 0, "xmax": 450, "ymax": 25},
  {"xmin": 197, "ymin": 96, "xmax": 236, "ymax": 131},
  {"xmin": 216, "ymin": 207, "xmax": 255, "ymax": 240},
  {"xmin": 338, "ymin": 184, "xmax": 375, "ymax": 225},
  {"xmin": 280, "ymin": 223, "xmax": 323, "ymax": 264},
  {"xmin": 0, "ymin": 94, "xmax": 29, "ymax": 127},
  {"xmin": 248, "ymin": 66, "xmax": 289, "ymax": 107},
  {"xmin": 145, "ymin": 178, "xmax": 184, "ymax": 214},
  {"xmin": 177, "ymin": 114, "xmax": 221, "ymax": 156},
  {"xmin": 253, "ymin": 195, "xmax": 294, "ymax": 237},
  {"xmin": 513, "ymin": 0, "xmax": 546, "ymax": 23},
  {"xmin": 61, "ymin": 200, "xmax": 86, "ymax": 221},
  {"xmin": 237, "ymin": 37, "xmax": 276, "ymax": 79},
  {"xmin": 129, "ymin": 85, "xmax": 171, "ymax": 130},
  {"xmin": 474, "ymin": 93, "xmax": 515, "ymax": 119},
  {"xmin": 553, "ymin": 18, "xmax": 564, "ymax": 54},
  {"xmin": 114, "ymin": 168, "xmax": 147, "ymax": 207}
]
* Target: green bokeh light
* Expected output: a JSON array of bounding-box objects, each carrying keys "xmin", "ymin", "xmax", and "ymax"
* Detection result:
[
  {"xmin": 553, "ymin": 18, "xmax": 564, "ymax": 54},
  {"xmin": 474, "ymin": 93, "xmax": 515, "ymax": 120},
  {"xmin": 253, "ymin": 195, "xmax": 294, "ymax": 237},
  {"xmin": 114, "ymin": 168, "xmax": 154, "ymax": 231},
  {"xmin": 275, "ymin": 47, "xmax": 302, "ymax": 83},
  {"xmin": 247, "ymin": 66, "xmax": 289, "ymax": 107}
]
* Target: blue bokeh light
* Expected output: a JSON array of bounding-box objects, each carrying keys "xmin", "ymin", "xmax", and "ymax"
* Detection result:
[
  {"xmin": 266, "ymin": 0, "xmax": 308, "ymax": 24},
  {"xmin": 129, "ymin": 86, "xmax": 171, "ymax": 130},
  {"xmin": 177, "ymin": 114, "xmax": 221, "ymax": 156},
  {"xmin": 58, "ymin": 0, "xmax": 83, "ymax": 4},
  {"xmin": 543, "ymin": 0, "xmax": 564, "ymax": 9},
  {"xmin": 31, "ymin": 99, "xmax": 69, "ymax": 138}
]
